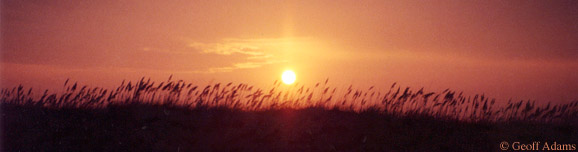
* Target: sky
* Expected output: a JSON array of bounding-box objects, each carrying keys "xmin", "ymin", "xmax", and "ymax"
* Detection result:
[{"xmin": 1, "ymin": 0, "xmax": 577, "ymax": 103}]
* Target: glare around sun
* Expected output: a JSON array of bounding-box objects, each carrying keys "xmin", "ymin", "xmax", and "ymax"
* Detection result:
[{"xmin": 281, "ymin": 70, "xmax": 296, "ymax": 85}]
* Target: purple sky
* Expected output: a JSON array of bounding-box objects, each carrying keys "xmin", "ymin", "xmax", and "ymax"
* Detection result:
[{"xmin": 2, "ymin": 0, "xmax": 577, "ymax": 103}]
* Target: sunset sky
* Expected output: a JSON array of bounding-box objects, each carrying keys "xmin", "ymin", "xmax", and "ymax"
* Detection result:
[{"xmin": 1, "ymin": 0, "xmax": 577, "ymax": 103}]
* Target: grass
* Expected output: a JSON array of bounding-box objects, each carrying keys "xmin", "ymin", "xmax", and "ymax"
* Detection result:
[{"xmin": 1, "ymin": 76, "xmax": 577, "ymax": 151}]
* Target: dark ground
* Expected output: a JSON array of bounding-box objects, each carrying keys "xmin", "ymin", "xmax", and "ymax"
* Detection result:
[{"xmin": 2, "ymin": 103, "xmax": 577, "ymax": 151}]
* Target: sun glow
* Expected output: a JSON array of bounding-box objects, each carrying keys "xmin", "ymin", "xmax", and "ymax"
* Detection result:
[{"xmin": 281, "ymin": 70, "xmax": 296, "ymax": 85}]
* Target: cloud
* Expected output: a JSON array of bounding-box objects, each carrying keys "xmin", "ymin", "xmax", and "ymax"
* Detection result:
[
  {"xmin": 133, "ymin": 37, "xmax": 309, "ymax": 74},
  {"xmin": 188, "ymin": 41, "xmax": 264, "ymax": 56},
  {"xmin": 180, "ymin": 38, "xmax": 302, "ymax": 73},
  {"xmin": 190, "ymin": 60, "xmax": 286, "ymax": 74}
]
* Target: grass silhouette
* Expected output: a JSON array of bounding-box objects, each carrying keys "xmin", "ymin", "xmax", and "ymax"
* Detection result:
[{"xmin": 2, "ymin": 77, "xmax": 577, "ymax": 151}]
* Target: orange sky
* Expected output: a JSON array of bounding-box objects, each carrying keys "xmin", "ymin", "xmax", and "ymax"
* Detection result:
[{"xmin": 1, "ymin": 0, "xmax": 577, "ymax": 103}]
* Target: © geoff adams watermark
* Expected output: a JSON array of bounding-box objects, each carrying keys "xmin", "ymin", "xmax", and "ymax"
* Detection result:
[{"xmin": 500, "ymin": 141, "xmax": 576, "ymax": 151}]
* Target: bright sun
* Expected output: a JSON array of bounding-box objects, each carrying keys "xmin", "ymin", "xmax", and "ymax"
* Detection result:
[{"xmin": 281, "ymin": 70, "xmax": 296, "ymax": 85}]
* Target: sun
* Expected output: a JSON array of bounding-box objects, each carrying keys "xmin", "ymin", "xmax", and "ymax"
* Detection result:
[{"xmin": 281, "ymin": 70, "xmax": 296, "ymax": 85}]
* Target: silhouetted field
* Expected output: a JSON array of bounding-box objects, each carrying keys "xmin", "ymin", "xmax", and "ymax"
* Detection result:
[{"xmin": 2, "ymin": 77, "xmax": 577, "ymax": 151}]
